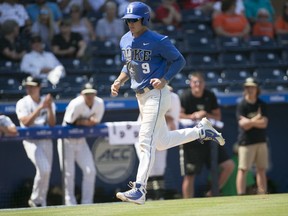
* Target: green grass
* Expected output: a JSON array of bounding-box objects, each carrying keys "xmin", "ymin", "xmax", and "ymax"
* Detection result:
[{"xmin": 1, "ymin": 194, "xmax": 287, "ymax": 216}]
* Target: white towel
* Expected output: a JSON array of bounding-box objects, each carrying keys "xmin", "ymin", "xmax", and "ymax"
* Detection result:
[{"xmin": 105, "ymin": 121, "xmax": 140, "ymax": 145}]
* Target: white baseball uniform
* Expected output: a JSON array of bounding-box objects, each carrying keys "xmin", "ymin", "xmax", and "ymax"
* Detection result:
[
  {"xmin": 57, "ymin": 95, "xmax": 105, "ymax": 205},
  {"xmin": 15, "ymin": 95, "xmax": 56, "ymax": 206}
]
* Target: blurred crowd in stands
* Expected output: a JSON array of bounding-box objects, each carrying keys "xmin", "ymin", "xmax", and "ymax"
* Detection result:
[{"xmin": 0, "ymin": 0, "xmax": 288, "ymax": 100}]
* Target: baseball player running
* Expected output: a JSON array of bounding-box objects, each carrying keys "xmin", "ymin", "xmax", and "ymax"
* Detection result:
[
  {"xmin": 16, "ymin": 76, "xmax": 56, "ymax": 207},
  {"xmin": 57, "ymin": 83, "xmax": 105, "ymax": 205},
  {"xmin": 111, "ymin": 2, "xmax": 225, "ymax": 205}
]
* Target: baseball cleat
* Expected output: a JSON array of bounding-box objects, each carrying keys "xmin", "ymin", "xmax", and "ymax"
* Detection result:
[
  {"xmin": 28, "ymin": 199, "xmax": 42, "ymax": 207},
  {"xmin": 116, "ymin": 181, "xmax": 146, "ymax": 205},
  {"xmin": 197, "ymin": 117, "xmax": 225, "ymax": 146}
]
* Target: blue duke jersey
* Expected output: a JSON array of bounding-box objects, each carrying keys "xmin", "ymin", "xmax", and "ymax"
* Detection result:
[{"xmin": 120, "ymin": 29, "xmax": 186, "ymax": 90}]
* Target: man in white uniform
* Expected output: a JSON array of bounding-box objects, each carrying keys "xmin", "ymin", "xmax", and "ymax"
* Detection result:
[
  {"xmin": 58, "ymin": 83, "xmax": 105, "ymax": 205},
  {"xmin": 16, "ymin": 76, "xmax": 56, "ymax": 207}
]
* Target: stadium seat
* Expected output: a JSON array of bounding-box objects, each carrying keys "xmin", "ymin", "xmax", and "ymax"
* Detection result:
[
  {"xmin": 0, "ymin": 77, "xmax": 25, "ymax": 100},
  {"xmin": 186, "ymin": 53, "xmax": 219, "ymax": 70},
  {"xmin": 218, "ymin": 51, "xmax": 251, "ymax": 68},
  {"xmin": 59, "ymin": 58, "xmax": 94, "ymax": 76},
  {"xmin": 89, "ymin": 73, "xmax": 119, "ymax": 97},
  {"xmin": 169, "ymin": 73, "xmax": 189, "ymax": 90},
  {"xmin": 202, "ymin": 70, "xmax": 222, "ymax": 86},
  {"xmin": 88, "ymin": 40, "xmax": 121, "ymax": 57},
  {"xmin": 224, "ymin": 83, "xmax": 243, "ymax": 94},
  {"xmin": 248, "ymin": 35, "xmax": 279, "ymax": 50},
  {"xmin": 260, "ymin": 82, "xmax": 288, "ymax": 93},
  {"xmin": 40, "ymin": 79, "xmax": 62, "ymax": 98},
  {"xmin": 56, "ymin": 75, "xmax": 89, "ymax": 99},
  {"xmin": 253, "ymin": 68, "xmax": 287, "ymax": 84},
  {"xmin": 0, "ymin": 60, "xmax": 21, "ymax": 74},
  {"xmin": 206, "ymin": 83, "xmax": 226, "ymax": 94},
  {"xmin": 182, "ymin": 22, "xmax": 214, "ymax": 36},
  {"xmin": 184, "ymin": 35, "xmax": 218, "ymax": 53},
  {"xmin": 250, "ymin": 50, "xmax": 283, "ymax": 67},
  {"xmin": 216, "ymin": 36, "xmax": 249, "ymax": 52},
  {"xmin": 152, "ymin": 24, "xmax": 183, "ymax": 40},
  {"xmin": 221, "ymin": 68, "xmax": 253, "ymax": 84},
  {"xmin": 181, "ymin": 9, "xmax": 211, "ymax": 23},
  {"xmin": 93, "ymin": 55, "xmax": 123, "ymax": 74},
  {"xmin": 277, "ymin": 33, "xmax": 288, "ymax": 48}
]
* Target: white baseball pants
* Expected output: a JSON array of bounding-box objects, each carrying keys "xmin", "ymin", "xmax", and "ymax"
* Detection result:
[
  {"xmin": 23, "ymin": 140, "xmax": 53, "ymax": 206},
  {"xmin": 136, "ymin": 85, "xmax": 200, "ymax": 186},
  {"xmin": 58, "ymin": 138, "xmax": 96, "ymax": 205}
]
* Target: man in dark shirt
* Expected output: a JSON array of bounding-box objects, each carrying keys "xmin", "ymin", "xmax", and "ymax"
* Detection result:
[
  {"xmin": 236, "ymin": 77, "xmax": 269, "ymax": 195},
  {"xmin": 51, "ymin": 19, "xmax": 86, "ymax": 59},
  {"xmin": 0, "ymin": 19, "xmax": 26, "ymax": 62},
  {"xmin": 180, "ymin": 72, "xmax": 234, "ymax": 198}
]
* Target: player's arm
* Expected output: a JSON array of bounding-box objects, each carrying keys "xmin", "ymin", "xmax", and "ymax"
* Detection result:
[
  {"xmin": 19, "ymin": 94, "xmax": 55, "ymax": 127},
  {"xmin": 19, "ymin": 105, "xmax": 44, "ymax": 127},
  {"xmin": 74, "ymin": 118, "xmax": 96, "ymax": 127},
  {"xmin": 239, "ymin": 114, "xmax": 268, "ymax": 131},
  {"xmin": 111, "ymin": 72, "xmax": 130, "ymax": 97},
  {"xmin": 0, "ymin": 125, "xmax": 17, "ymax": 136},
  {"xmin": 157, "ymin": 37, "xmax": 186, "ymax": 86},
  {"xmin": 0, "ymin": 119, "xmax": 18, "ymax": 136}
]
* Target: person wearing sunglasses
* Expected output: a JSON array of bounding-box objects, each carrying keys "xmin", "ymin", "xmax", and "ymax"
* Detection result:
[{"xmin": 111, "ymin": 1, "xmax": 225, "ymax": 205}]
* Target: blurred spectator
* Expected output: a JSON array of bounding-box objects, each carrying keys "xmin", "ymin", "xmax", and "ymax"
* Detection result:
[
  {"xmin": 26, "ymin": 0, "xmax": 63, "ymax": 23},
  {"xmin": 52, "ymin": 19, "xmax": 87, "ymax": 59},
  {"xmin": 155, "ymin": 0, "xmax": 182, "ymax": 27},
  {"xmin": 252, "ymin": 8, "xmax": 274, "ymax": 38},
  {"xmin": 70, "ymin": 4, "xmax": 96, "ymax": 43},
  {"xmin": 31, "ymin": 7, "xmax": 59, "ymax": 50},
  {"xmin": 0, "ymin": 113, "xmax": 18, "ymax": 137},
  {"xmin": 236, "ymin": 77, "xmax": 269, "ymax": 195},
  {"xmin": 57, "ymin": 0, "xmax": 92, "ymax": 16},
  {"xmin": 179, "ymin": 0, "xmax": 217, "ymax": 15},
  {"xmin": 16, "ymin": 76, "xmax": 56, "ymax": 207},
  {"xmin": 0, "ymin": 0, "xmax": 31, "ymax": 31},
  {"xmin": 213, "ymin": 0, "xmax": 244, "ymax": 15},
  {"xmin": 274, "ymin": 1, "xmax": 288, "ymax": 35},
  {"xmin": 95, "ymin": 1, "xmax": 124, "ymax": 45},
  {"xmin": 212, "ymin": 0, "xmax": 250, "ymax": 38},
  {"xmin": 243, "ymin": 0, "xmax": 274, "ymax": 24},
  {"xmin": 21, "ymin": 35, "xmax": 65, "ymax": 85},
  {"xmin": 0, "ymin": 19, "xmax": 27, "ymax": 62},
  {"xmin": 86, "ymin": 0, "xmax": 106, "ymax": 14}
]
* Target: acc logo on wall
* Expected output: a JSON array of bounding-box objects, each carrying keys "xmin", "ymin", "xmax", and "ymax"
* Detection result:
[{"xmin": 92, "ymin": 137, "xmax": 136, "ymax": 184}]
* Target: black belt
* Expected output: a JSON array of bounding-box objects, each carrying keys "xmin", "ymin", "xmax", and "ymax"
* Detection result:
[{"xmin": 135, "ymin": 86, "xmax": 154, "ymax": 94}]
